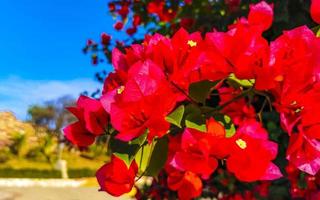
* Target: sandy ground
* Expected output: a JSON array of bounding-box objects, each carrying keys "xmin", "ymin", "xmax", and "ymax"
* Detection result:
[{"xmin": 0, "ymin": 187, "xmax": 129, "ymax": 200}]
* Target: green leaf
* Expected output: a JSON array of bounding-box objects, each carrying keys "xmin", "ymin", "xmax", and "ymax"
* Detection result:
[
  {"xmin": 312, "ymin": 25, "xmax": 320, "ymax": 37},
  {"xmin": 145, "ymin": 137, "xmax": 168, "ymax": 177},
  {"xmin": 185, "ymin": 112, "xmax": 206, "ymax": 132},
  {"xmin": 165, "ymin": 105, "xmax": 185, "ymax": 128},
  {"xmin": 135, "ymin": 144, "xmax": 153, "ymax": 173},
  {"xmin": 214, "ymin": 114, "xmax": 236, "ymax": 138},
  {"xmin": 228, "ymin": 73, "xmax": 255, "ymax": 87},
  {"xmin": 110, "ymin": 131, "xmax": 147, "ymax": 167},
  {"xmin": 223, "ymin": 115, "xmax": 236, "ymax": 138},
  {"xmin": 189, "ymin": 80, "xmax": 218, "ymax": 103}
]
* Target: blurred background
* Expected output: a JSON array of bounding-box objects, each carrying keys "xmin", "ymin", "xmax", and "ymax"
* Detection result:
[
  {"xmin": 0, "ymin": 0, "xmax": 315, "ymax": 199},
  {"xmin": 0, "ymin": 0, "xmax": 121, "ymax": 199}
]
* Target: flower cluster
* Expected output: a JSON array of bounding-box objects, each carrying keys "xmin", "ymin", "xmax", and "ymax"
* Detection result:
[{"xmin": 65, "ymin": 1, "xmax": 320, "ymax": 199}]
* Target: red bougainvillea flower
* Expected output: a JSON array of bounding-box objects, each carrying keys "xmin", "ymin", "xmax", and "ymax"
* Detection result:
[
  {"xmin": 218, "ymin": 87, "xmax": 256, "ymax": 125},
  {"xmin": 248, "ymin": 1, "xmax": 273, "ymax": 31},
  {"xmin": 147, "ymin": 0, "xmax": 176, "ymax": 22},
  {"xmin": 117, "ymin": 3, "xmax": 129, "ymax": 19},
  {"xmin": 104, "ymin": 60, "xmax": 179, "ymax": 142},
  {"xmin": 63, "ymin": 95, "xmax": 108, "ymax": 147},
  {"xmin": 68, "ymin": 95, "xmax": 108, "ymax": 135},
  {"xmin": 96, "ymin": 155, "xmax": 138, "ymax": 197},
  {"xmin": 206, "ymin": 1, "xmax": 272, "ymax": 82},
  {"xmin": 171, "ymin": 127, "xmax": 218, "ymax": 179},
  {"xmin": 101, "ymin": 32, "xmax": 111, "ymax": 45},
  {"xmin": 225, "ymin": 0, "xmax": 241, "ymax": 12},
  {"xmin": 226, "ymin": 120, "xmax": 282, "ymax": 182},
  {"xmin": 133, "ymin": 14, "xmax": 142, "ymax": 26},
  {"xmin": 108, "ymin": 3, "xmax": 116, "ymax": 12},
  {"xmin": 167, "ymin": 170, "xmax": 202, "ymax": 200},
  {"xmin": 180, "ymin": 18, "xmax": 195, "ymax": 29},
  {"xmin": 286, "ymin": 129, "xmax": 320, "ymax": 175},
  {"xmin": 170, "ymin": 118, "xmax": 230, "ymax": 179},
  {"xmin": 63, "ymin": 121, "xmax": 95, "ymax": 147},
  {"xmin": 184, "ymin": 0, "xmax": 192, "ymax": 5},
  {"xmin": 126, "ymin": 26, "xmax": 137, "ymax": 36},
  {"xmin": 209, "ymin": 16, "xmax": 270, "ymax": 81},
  {"xmin": 114, "ymin": 21, "xmax": 124, "ymax": 31},
  {"xmin": 311, "ymin": 0, "xmax": 320, "ymax": 24}
]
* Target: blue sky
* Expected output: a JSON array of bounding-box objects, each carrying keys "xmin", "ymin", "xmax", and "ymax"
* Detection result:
[{"xmin": 0, "ymin": 0, "xmax": 122, "ymax": 119}]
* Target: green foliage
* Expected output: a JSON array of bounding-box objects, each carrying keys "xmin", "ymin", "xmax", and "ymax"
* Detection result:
[
  {"xmin": 135, "ymin": 137, "xmax": 169, "ymax": 177},
  {"xmin": 228, "ymin": 73, "xmax": 255, "ymax": 88},
  {"xmin": 189, "ymin": 80, "xmax": 218, "ymax": 104},
  {"xmin": 166, "ymin": 105, "xmax": 185, "ymax": 128},
  {"xmin": 0, "ymin": 168, "xmax": 96, "ymax": 178},
  {"xmin": 111, "ymin": 131, "xmax": 147, "ymax": 167},
  {"xmin": 184, "ymin": 104, "xmax": 207, "ymax": 132},
  {"xmin": 144, "ymin": 136, "xmax": 168, "ymax": 177},
  {"xmin": 214, "ymin": 115, "xmax": 236, "ymax": 138}
]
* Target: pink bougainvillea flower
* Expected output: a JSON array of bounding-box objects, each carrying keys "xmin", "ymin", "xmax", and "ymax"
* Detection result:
[
  {"xmin": 311, "ymin": 0, "xmax": 320, "ymax": 24},
  {"xmin": 167, "ymin": 170, "xmax": 202, "ymax": 200},
  {"xmin": 63, "ymin": 95, "xmax": 108, "ymax": 147},
  {"xmin": 226, "ymin": 120, "xmax": 282, "ymax": 182},
  {"xmin": 96, "ymin": 155, "xmax": 138, "ymax": 197}
]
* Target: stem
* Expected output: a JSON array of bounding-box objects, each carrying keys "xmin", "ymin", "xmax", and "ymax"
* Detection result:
[
  {"xmin": 216, "ymin": 88, "xmax": 253, "ymax": 111},
  {"xmin": 170, "ymin": 80, "xmax": 199, "ymax": 105},
  {"xmin": 139, "ymin": 146, "xmax": 144, "ymax": 171},
  {"xmin": 254, "ymin": 90, "xmax": 273, "ymax": 111},
  {"xmin": 258, "ymin": 99, "xmax": 267, "ymax": 122}
]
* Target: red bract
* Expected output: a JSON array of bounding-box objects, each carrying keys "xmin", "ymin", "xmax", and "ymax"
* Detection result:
[
  {"xmin": 118, "ymin": 4, "xmax": 129, "ymax": 19},
  {"xmin": 226, "ymin": 120, "xmax": 282, "ymax": 182},
  {"xmin": 286, "ymin": 129, "xmax": 320, "ymax": 175},
  {"xmin": 133, "ymin": 14, "xmax": 142, "ymax": 26},
  {"xmin": 225, "ymin": 0, "xmax": 241, "ymax": 12},
  {"xmin": 311, "ymin": 0, "xmax": 320, "ymax": 24},
  {"xmin": 101, "ymin": 32, "xmax": 111, "ymax": 45},
  {"xmin": 147, "ymin": 0, "xmax": 176, "ymax": 22},
  {"xmin": 108, "ymin": 3, "xmax": 116, "ymax": 12},
  {"xmin": 114, "ymin": 21, "xmax": 124, "ymax": 30},
  {"xmin": 248, "ymin": 1, "xmax": 273, "ymax": 31},
  {"xmin": 180, "ymin": 18, "xmax": 195, "ymax": 29},
  {"xmin": 105, "ymin": 60, "xmax": 179, "ymax": 142},
  {"xmin": 126, "ymin": 26, "xmax": 137, "ymax": 36},
  {"xmin": 167, "ymin": 170, "xmax": 202, "ymax": 200},
  {"xmin": 218, "ymin": 87, "xmax": 256, "ymax": 125},
  {"xmin": 171, "ymin": 128, "xmax": 218, "ymax": 179},
  {"xmin": 96, "ymin": 156, "xmax": 138, "ymax": 197},
  {"xmin": 63, "ymin": 95, "xmax": 108, "ymax": 147},
  {"xmin": 169, "ymin": 118, "xmax": 231, "ymax": 179},
  {"xmin": 63, "ymin": 121, "xmax": 95, "ymax": 147}
]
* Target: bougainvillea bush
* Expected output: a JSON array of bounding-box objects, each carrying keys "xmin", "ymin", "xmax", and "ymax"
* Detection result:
[{"xmin": 65, "ymin": 1, "xmax": 320, "ymax": 199}]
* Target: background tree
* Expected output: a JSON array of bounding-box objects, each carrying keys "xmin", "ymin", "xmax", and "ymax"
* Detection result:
[{"xmin": 27, "ymin": 95, "xmax": 75, "ymax": 133}]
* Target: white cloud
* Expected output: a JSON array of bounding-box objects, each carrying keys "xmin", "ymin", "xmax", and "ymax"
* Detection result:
[{"xmin": 0, "ymin": 76, "xmax": 100, "ymax": 120}]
